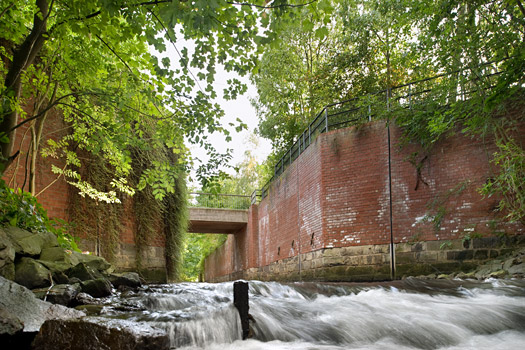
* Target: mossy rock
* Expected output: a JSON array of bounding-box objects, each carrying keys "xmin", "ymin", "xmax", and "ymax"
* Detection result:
[
  {"xmin": 3, "ymin": 227, "xmax": 45, "ymax": 256},
  {"xmin": 109, "ymin": 272, "xmax": 141, "ymax": 289},
  {"xmin": 15, "ymin": 257, "xmax": 51, "ymax": 289},
  {"xmin": 67, "ymin": 263, "xmax": 103, "ymax": 281},
  {"xmin": 0, "ymin": 229, "xmax": 16, "ymax": 280},
  {"xmin": 80, "ymin": 278, "xmax": 112, "ymax": 298},
  {"xmin": 39, "ymin": 247, "xmax": 79, "ymax": 266},
  {"xmin": 71, "ymin": 251, "xmax": 111, "ymax": 272},
  {"xmin": 32, "ymin": 283, "xmax": 81, "ymax": 306}
]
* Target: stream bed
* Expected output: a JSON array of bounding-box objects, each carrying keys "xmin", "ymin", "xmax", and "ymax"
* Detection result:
[{"xmin": 97, "ymin": 278, "xmax": 525, "ymax": 349}]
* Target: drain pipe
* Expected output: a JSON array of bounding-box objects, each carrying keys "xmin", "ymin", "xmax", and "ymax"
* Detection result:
[{"xmin": 387, "ymin": 120, "xmax": 396, "ymax": 280}]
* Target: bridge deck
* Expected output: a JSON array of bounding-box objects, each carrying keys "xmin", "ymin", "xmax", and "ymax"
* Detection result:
[{"xmin": 188, "ymin": 207, "xmax": 248, "ymax": 234}]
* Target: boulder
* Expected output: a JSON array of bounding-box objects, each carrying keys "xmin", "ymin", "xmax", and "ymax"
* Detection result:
[
  {"xmin": 33, "ymin": 317, "xmax": 170, "ymax": 350},
  {"xmin": 109, "ymin": 272, "xmax": 141, "ymax": 289},
  {"xmin": 38, "ymin": 260, "xmax": 71, "ymax": 284},
  {"xmin": 81, "ymin": 278, "xmax": 112, "ymax": 298},
  {"xmin": 67, "ymin": 262, "xmax": 103, "ymax": 281},
  {"xmin": 40, "ymin": 231, "xmax": 59, "ymax": 249},
  {"xmin": 0, "ymin": 276, "xmax": 85, "ymax": 333},
  {"xmin": 71, "ymin": 251, "xmax": 111, "ymax": 272},
  {"xmin": 3, "ymin": 227, "xmax": 45, "ymax": 257},
  {"xmin": 73, "ymin": 292, "xmax": 101, "ymax": 306},
  {"xmin": 507, "ymin": 263, "xmax": 525, "ymax": 275},
  {"xmin": 15, "ymin": 258, "xmax": 51, "ymax": 290},
  {"xmin": 0, "ymin": 307, "xmax": 24, "ymax": 335},
  {"xmin": 0, "ymin": 229, "xmax": 16, "ymax": 280},
  {"xmin": 33, "ymin": 284, "xmax": 81, "ymax": 306},
  {"xmin": 39, "ymin": 246, "xmax": 79, "ymax": 266}
]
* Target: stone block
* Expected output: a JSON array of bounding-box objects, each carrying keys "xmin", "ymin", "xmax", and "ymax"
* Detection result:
[
  {"xmin": 415, "ymin": 251, "xmax": 438, "ymax": 262},
  {"xmin": 472, "ymin": 237, "xmax": 500, "ymax": 249},
  {"xmin": 365, "ymin": 254, "xmax": 383, "ymax": 265},
  {"xmin": 446, "ymin": 250, "xmax": 473, "ymax": 261},
  {"xmin": 473, "ymin": 249, "xmax": 489, "ymax": 260},
  {"xmin": 395, "ymin": 252, "xmax": 415, "ymax": 264}
]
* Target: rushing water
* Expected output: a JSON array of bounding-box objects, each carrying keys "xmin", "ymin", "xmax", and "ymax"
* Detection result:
[{"xmin": 99, "ymin": 278, "xmax": 525, "ymax": 349}]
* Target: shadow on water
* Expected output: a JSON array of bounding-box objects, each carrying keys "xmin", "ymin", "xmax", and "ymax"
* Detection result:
[{"xmin": 95, "ymin": 278, "xmax": 525, "ymax": 350}]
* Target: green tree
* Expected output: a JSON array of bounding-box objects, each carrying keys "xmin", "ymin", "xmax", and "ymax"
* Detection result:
[
  {"xmin": 0, "ymin": 0, "xmax": 283, "ymax": 199},
  {"xmin": 251, "ymin": 0, "xmax": 336, "ymax": 151}
]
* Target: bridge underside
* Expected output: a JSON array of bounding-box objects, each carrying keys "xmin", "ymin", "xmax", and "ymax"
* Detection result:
[{"xmin": 188, "ymin": 207, "xmax": 248, "ymax": 234}]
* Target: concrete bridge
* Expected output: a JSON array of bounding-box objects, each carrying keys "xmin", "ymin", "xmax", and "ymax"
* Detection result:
[{"xmin": 188, "ymin": 193, "xmax": 251, "ymax": 234}]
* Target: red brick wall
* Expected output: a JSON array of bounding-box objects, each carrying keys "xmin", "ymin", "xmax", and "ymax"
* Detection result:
[
  {"xmin": 205, "ymin": 120, "xmax": 525, "ymax": 280},
  {"xmin": 2, "ymin": 108, "xmax": 70, "ymax": 222},
  {"xmin": 1, "ymin": 113, "xmax": 164, "ymax": 257}
]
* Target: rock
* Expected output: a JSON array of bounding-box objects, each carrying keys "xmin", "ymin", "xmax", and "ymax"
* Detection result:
[
  {"xmin": 15, "ymin": 258, "xmax": 51, "ymax": 289},
  {"xmin": 81, "ymin": 278, "xmax": 112, "ymax": 298},
  {"xmin": 74, "ymin": 304, "xmax": 104, "ymax": 316},
  {"xmin": 109, "ymin": 272, "xmax": 141, "ymax": 289},
  {"xmin": 0, "ymin": 307, "xmax": 24, "ymax": 335},
  {"xmin": 507, "ymin": 263, "xmax": 525, "ymax": 275},
  {"xmin": 71, "ymin": 251, "xmax": 111, "ymax": 272},
  {"xmin": 455, "ymin": 271, "xmax": 475, "ymax": 279},
  {"xmin": 39, "ymin": 246, "xmax": 79, "ymax": 266},
  {"xmin": 474, "ymin": 265, "xmax": 493, "ymax": 279},
  {"xmin": 3, "ymin": 227, "xmax": 45, "ymax": 256},
  {"xmin": 0, "ymin": 276, "xmax": 85, "ymax": 333},
  {"xmin": 437, "ymin": 274, "xmax": 450, "ymax": 279},
  {"xmin": 73, "ymin": 292, "xmax": 101, "ymax": 306},
  {"xmin": 38, "ymin": 261, "xmax": 70, "ymax": 284},
  {"xmin": 489, "ymin": 270, "xmax": 507, "ymax": 278},
  {"xmin": 33, "ymin": 317, "xmax": 170, "ymax": 350},
  {"xmin": 33, "ymin": 284, "xmax": 81, "ymax": 306},
  {"xmin": 0, "ymin": 229, "xmax": 16, "ymax": 280},
  {"xmin": 67, "ymin": 262, "xmax": 102, "ymax": 281},
  {"xmin": 40, "ymin": 231, "xmax": 59, "ymax": 249}
]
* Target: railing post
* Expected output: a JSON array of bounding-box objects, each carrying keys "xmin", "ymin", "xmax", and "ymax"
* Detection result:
[
  {"xmin": 408, "ymin": 83, "xmax": 413, "ymax": 110},
  {"xmin": 324, "ymin": 108, "xmax": 329, "ymax": 132},
  {"xmin": 308, "ymin": 124, "xmax": 311, "ymax": 145},
  {"xmin": 386, "ymin": 87, "xmax": 391, "ymax": 112}
]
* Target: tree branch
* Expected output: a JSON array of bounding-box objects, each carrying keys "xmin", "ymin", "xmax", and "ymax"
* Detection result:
[
  {"xmin": 225, "ymin": 0, "xmax": 318, "ymax": 9},
  {"xmin": 0, "ymin": 2, "xmax": 15, "ymax": 20},
  {"xmin": 94, "ymin": 34, "xmax": 134, "ymax": 75}
]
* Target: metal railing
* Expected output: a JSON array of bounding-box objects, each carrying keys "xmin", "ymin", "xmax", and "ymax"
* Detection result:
[
  {"xmin": 188, "ymin": 192, "xmax": 251, "ymax": 210},
  {"xmin": 255, "ymin": 59, "xmax": 508, "ymax": 201}
]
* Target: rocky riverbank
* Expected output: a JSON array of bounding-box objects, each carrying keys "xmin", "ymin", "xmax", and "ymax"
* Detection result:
[
  {"xmin": 0, "ymin": 226, "xmax": 158, "ymax": 349},
  {"xmin": 416, "ymin": 246, "xmax": 525, "ymax": 280},
  {"xmin": 2, "ymin": 225, "xmax": 525, "ymax": 349}
]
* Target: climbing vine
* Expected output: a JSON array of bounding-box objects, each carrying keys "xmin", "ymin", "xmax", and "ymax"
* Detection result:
[
  {"xmin": 69, "ymin": 150, "xmax": 124, "ymax": 262},
  {"xmin": 163, "ymin": 153, "xmax": 188, "ymax": 282}
]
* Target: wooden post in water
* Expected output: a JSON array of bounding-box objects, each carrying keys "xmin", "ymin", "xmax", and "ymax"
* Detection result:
[{"xmin": 233, "ymin": 281, "xmax": 250, "ymax": 340}]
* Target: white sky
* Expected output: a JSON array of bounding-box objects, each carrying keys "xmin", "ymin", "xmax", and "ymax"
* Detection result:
[
  {"xmin": 186, "ymin": 69, "xmax": 272, "ymax": 184},
  {"xmin": 156, "ymin": 40, "xmax": 272, "ymax": 188}
]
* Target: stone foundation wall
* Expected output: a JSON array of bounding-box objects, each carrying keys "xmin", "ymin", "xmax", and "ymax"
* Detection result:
[
  {"xmin": 205, "ymin": 120, "xmax": 525, "ymax": 283},
  {"xmin": 206, "ymin": 235, "xmax": 525, "ymax": 283}
]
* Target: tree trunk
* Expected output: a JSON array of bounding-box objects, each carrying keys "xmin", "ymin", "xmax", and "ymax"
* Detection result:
[{"xmin": 0, "ymin": 0, "xmax": 49, "ymax": 172}]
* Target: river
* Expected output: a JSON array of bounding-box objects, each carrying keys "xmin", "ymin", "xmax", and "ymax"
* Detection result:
[{"xmin": 100, "ymin": 278, "xmax": 525, "ymax": 350}]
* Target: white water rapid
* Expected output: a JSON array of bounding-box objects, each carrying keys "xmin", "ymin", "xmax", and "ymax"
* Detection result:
[{"xmin": 102, "ymin": 279, "xmax": 525, "ymax": 350}]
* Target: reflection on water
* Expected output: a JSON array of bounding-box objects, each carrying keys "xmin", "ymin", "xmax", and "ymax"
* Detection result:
[{"xmin": 100, "ymin": 278, "xmax": 525, "ymax": 349}]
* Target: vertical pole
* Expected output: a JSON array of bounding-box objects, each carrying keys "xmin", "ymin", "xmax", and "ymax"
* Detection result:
[
  {"xmin": 324, "ymin": 108, "xmax": 329, "ymax": 132},
  {"xmin": 386, "ymin": 88, "xmax": 391, "ymax": 112},
  {"xmin": 368, "ymin": 105, "xmax": 371, "ymax": 122},
  {"xmin": 408, "ymin": 84, "xmax": 412, "ymax": 110},
  {"xmin": 386, "ymin": 85, "xmax": 395, "ymax": 280},
  {"xmin": 387, "ymin": 121, "xmax": 395, "ymax": 280},
  {"xmin": 234, "ymin": 281, "xmax": 250, "ymax": 340}
]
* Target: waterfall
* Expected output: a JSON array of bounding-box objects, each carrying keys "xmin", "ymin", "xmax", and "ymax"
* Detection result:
[{"xmin": 100, "ymin": 279, "xmax": 525, "ymax": 350}]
